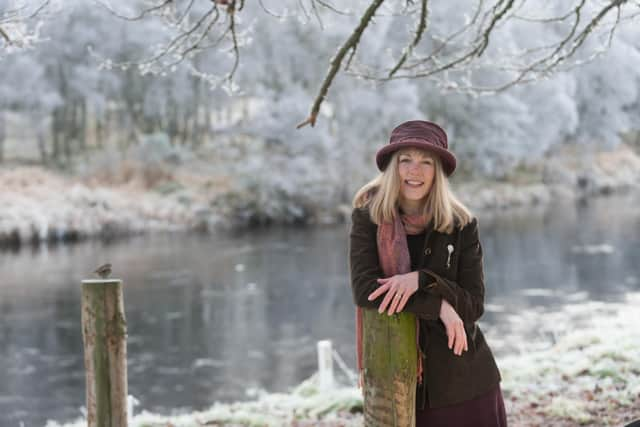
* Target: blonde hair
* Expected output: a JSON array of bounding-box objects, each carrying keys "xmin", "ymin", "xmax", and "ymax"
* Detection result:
[{"xmin": 352, "ymin": 149, "xmax": 473, "ymax": 233}]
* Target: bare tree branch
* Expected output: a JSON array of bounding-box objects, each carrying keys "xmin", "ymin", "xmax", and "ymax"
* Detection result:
[
  {"xmin": 371, "ymin": 0, "xmax": 517, "ymax": 83},
  {"xmin": 25, "ymin": 0, "xmax": 50, "ymax": 20},
  {"xmin": 297, "ymin": 0, "xmax": 311, "ymax": 22},
  {"xmin": 413, "ymin": 0, "xmax": 631, "ymax": 94},
  {"xmin": 101, "ymin": 0, "xmax": 638, "ymax": 128},
  {"xmin": 0, "ymin": 0, "xmax": 50, "ymax": 51},
  {"xmin": 489, "ymin": 0, "xmax": 586, "ymax": 62},
  {"xmin": 1, "ymin": 0, "xmax": 50, "ymax": 27},
  {"xmin": 604, "ymin": 3, "xmax": 622, "ymax": 49},
  {"xmin": 313, "ymin": 0, "xmax": 353, "ymax": 16},
  {"xmin": 258, "ymin": 0, "xmax": 289, "ymax": 18},
  {"xmin": 533, "ymin": 0, "xmax": 627, "ymax": 72},
  {"xmin": 168, "ymin": 8, "xmax": 224, "ymax": 66},
  {"xmin": 388, "ymin": 0, "xmax": 429, "ymax": 77},
  {"xmin": 475, "ymin": 0, "xmax": 517, "ymax": 59},
  {"xmin": 344, "ymin": 41, "xmax": 358, "ymax": 70},
  {"xmin": 226, "ymin": 0, "xmax": 240, "ymax": 82},
  {"xmin": 177, "ymin": 0, "xmax": 197, "ymax": 25},
  {"xmin": 296, "ymin": 0, "xmax": 385, "ymax": 128},
  {"xmin": 95, "ymin": 0, "xmax": 239, "ymax": 80},
  {"xmin": 511, "ymin": 2, "xmax": 583, "ymax": 23},
  {"xmin": 309, "ymin": 0, "xmax": 325, "ymax": 30},
  {"xmin": 347, "ymin": 0, "xmax": 635, "ymax": 97},
  {"xmin": 95, "ymin": 0, "xmax": 173, "ymax": 21},
  {"xmin": 402, "ymin": 0, "xmax": 486, "ymax": 71},
  {"xmin": 0, "ymin": 26, "xmax": 11, "ymax": 45},
  {"xmin": 144, "ymin": 6, "xmax": 220, "ymax": 67}
]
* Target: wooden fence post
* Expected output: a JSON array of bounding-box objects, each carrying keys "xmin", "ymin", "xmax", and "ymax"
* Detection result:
[
  {"xmin": 317, "ymin": 340, "xmax": 334, "ymax": 391},
  {"xmin": 81, "ymin": 279, "xmax": 128, "ymax": 427},
  {"xmin": 362, "ymin": 310, "xmax": 417, "ymax": 427}
]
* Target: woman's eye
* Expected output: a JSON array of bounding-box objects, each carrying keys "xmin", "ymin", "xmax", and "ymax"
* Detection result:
[{"xmin": 400, "ymin": 158, "xmax": 410, "ymax": 163}]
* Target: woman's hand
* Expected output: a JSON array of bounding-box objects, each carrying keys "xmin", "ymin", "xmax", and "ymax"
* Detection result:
[
  {"xmin": 367, "ymin": 272, "xmax": 419, "ymax": 315},
  {"xmin": 439, "ymin": 299, "xmax": 468, "ymax": 356}
]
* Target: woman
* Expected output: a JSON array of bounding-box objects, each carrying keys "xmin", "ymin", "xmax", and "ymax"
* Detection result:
[{"xmin": 349, "ymin": 120, "xmax": 507, "ymax": 426}]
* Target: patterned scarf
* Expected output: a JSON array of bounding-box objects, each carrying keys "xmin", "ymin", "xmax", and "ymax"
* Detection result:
[{"xmin": 356, "ymin": 207, "xmax": 429, "ymax": 388}]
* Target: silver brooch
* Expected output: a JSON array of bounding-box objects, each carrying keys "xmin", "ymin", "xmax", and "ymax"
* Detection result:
[{"xmin": 446, "ymin": 244, "xmax": 454, "ymax": 268}]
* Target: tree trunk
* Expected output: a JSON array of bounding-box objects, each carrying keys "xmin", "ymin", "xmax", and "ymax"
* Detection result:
[
  {"xmin": 81, "ymin": 279, "xmax": 128, "ymax": 427},
  {"xmin": 168, "ymin": 100, "xmax": 178, "ymax": 145},
  {"xmin": 181, "ymin": 111, "xmax": 191, "ymax": 146},
  {"xmin": 37, "ymin": 130, "xmax": 48, "ymax": 165},
  {"xmin": 362, "ymin": 310, "xmax": 417, "ymax": 427},
  {"xmin": 203, "ymin": 101, "xmax": 212, "ymax": 146},
  {"xmin": 96, "ymin": 117, "xmax": 104, "ymax": 149},
  {"xmin": 79, "ymin": 100, "xmax": 88, "ymax": 152},
  {"xmin": 190, "ymin": 77, "xmax": 202, "ymax": 148},
  {"xmin": 51, "ymin": 109, "xmax": 61, "ymax": 162},
  {"xmin": 63, "ymin": 103, "xmax": 72, "ymax": 166},
  {"xmin": 0, "ymin": 111, "xmax": 5, "ymax": 163},
  {"xmin": 118, "ymin": 109, "xmax": 131, "ymax": 151}
]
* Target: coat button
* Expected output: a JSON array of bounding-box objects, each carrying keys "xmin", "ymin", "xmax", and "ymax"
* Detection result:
[{"xmin": 424, "ymin": 247, "xmax": 431, "ymax": 255}]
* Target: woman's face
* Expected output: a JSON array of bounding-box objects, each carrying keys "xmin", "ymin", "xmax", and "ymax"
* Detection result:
[{"xmin": 397, "ymin": 149, "xmax": 435, "ymax": 202}]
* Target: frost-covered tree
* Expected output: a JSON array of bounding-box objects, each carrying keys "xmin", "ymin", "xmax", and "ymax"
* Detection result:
[
  {"xmin": 572, "ymin": 28, "xmax": 640, "ymax": 148},
  {"xmin": 101, "ymin": 0, "xmax": 640, "ymax": 127},
  {"xmin": 0, "ymin": 0, "xmax": 49, "ymax": 56},
  {"xmin": 0, "ymin": 0, "xmax": 51, "ymax": 161},
  {"xmin": 0, "ymin": 0, "xmax": 213, "ymax": 164},
  {"xmin": 1, "ymin": 0, "xmax": 639, "ymax": 208},
  {"xmin": 0, "ymin": 52, "xmax": 61, "ymax": 162},
  {"xmin": 415, "ymin": 16, "xmax": 640, "ymax": 177}
]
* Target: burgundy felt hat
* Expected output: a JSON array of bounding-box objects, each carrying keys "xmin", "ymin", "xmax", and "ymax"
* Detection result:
[{"xmin": 376, "ymin": 120, "xmax": 457, "ymax": 176}]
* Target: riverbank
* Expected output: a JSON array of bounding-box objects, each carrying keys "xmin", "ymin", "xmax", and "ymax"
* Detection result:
[
  {"xmin": 498, "ymin": 292, "xmax": 640, "ymax": 426},
  {"xmin": 1, "ymin": 143, "xmax": 639, "ymax": 246},
  {"xmin": 46, "ymin": 292, "xmax": 640, "ymax": 426}
]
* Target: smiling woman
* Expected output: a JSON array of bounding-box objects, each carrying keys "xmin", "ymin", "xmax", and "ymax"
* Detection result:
[{"xmin": 349, "ymin": 120, "xmax": 506, "ymax": 427}]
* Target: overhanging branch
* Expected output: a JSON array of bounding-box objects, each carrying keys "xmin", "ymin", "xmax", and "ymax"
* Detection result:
[{"xmin": 296, "ymin": 0, "xmax": 385, "ymax": 128}]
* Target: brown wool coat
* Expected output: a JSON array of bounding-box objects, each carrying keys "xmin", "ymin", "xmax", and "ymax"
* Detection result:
[{"xmin": 349, "ymin": 206, "xmax": 502, "ymax": 410}]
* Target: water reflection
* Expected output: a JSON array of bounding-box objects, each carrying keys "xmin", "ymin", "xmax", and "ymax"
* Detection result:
[{"xmin": 0, "ymin": 192, "xmax": 638, "ymax": 426}]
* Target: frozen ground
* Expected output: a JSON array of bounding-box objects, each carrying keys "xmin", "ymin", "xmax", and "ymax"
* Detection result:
[{"xmin": 47, "ymin": 292, "xmax": 640, "ymax": 427}]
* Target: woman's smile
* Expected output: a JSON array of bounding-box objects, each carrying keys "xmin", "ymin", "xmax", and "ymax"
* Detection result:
[{"xmin": 404, "ymin": 179, "xmax": 425, "ymax": 188}]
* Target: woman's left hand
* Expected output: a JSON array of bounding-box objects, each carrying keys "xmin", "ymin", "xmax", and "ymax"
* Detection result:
[{"xmin": 367, "ymin": 272, "xmax": 419, "ymax": 315}]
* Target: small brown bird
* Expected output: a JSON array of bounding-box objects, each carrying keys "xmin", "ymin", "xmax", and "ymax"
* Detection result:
[{"xmin": 94, "ymin": 263, "xmax": 112, "ymax": 279}]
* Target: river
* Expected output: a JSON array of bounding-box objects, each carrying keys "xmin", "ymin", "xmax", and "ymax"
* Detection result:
[{"xmin": 1, "ymin": 192, "xmax": 638, "ymax": 426}]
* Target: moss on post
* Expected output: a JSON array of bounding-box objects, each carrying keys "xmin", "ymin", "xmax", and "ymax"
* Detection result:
[
  {"xmin": 362, "ymin": 309, "xmax": 417, "ymax": 427},
  {"xmin": 81, "ymin": 279, "xmax": 128, "ymax": 427}
]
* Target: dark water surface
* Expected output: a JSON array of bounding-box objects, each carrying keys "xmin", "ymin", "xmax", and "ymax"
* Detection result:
[{"xmin": 1, "ymin": 192, "xmax": 639, "ymax": 426}]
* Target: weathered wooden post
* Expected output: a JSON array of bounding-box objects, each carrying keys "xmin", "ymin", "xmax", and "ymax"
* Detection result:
[
  {"xmin": 81, "ymin": 279, "xmax": 128, "ymax": 427},
  {"xmin": 362, "ymin": 311, "xmax": 417, "ymax": 427}
]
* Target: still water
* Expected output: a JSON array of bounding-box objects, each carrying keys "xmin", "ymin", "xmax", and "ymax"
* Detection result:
[{"xmin": 1, "ymin": 193, "xmax": 639, "ymax": 426}]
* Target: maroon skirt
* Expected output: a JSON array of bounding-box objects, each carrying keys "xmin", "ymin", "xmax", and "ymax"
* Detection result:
[{"xmin": 416, "ymin": 384, "xmax": 507, "ymax": 427}]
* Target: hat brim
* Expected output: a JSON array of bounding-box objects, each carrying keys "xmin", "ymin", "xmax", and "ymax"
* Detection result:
[{"xmin": 376, "ymin": 140, "xmax": 457, "ymax": 176}]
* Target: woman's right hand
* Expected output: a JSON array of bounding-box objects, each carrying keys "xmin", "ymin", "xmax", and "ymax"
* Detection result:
[{"xmin": 439, "ymin": 299, "xmax": 468, "ymax": 356}]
